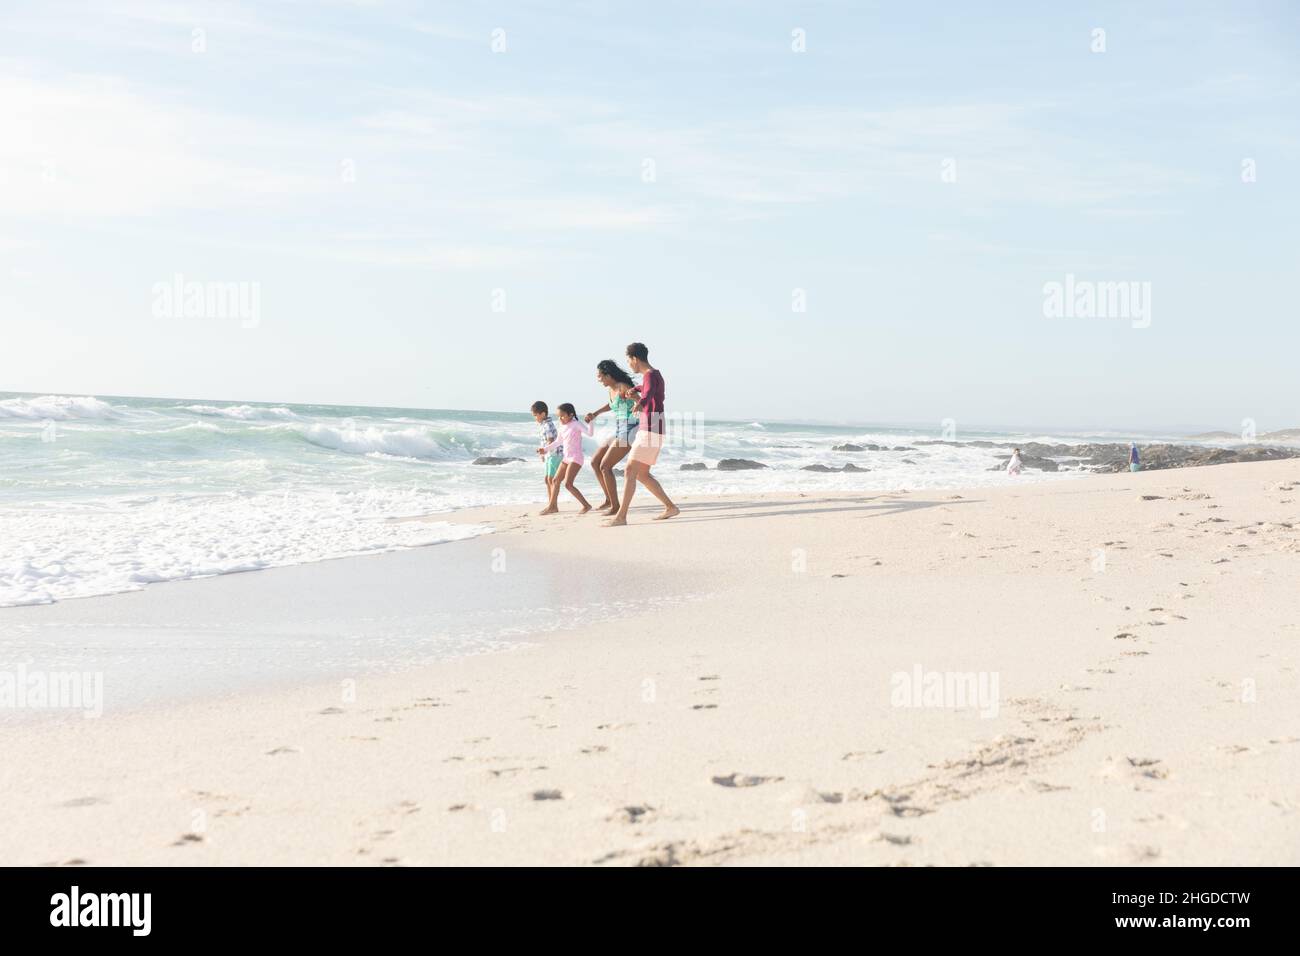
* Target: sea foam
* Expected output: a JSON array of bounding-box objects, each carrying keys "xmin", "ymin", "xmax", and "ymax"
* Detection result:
[{"xmin": 0, "ymin": 395, "xmax": 117, "ymax": 420}]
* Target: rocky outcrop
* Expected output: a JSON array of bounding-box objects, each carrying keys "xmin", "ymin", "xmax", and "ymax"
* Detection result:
[
  {"xmin": 916, "ymin": 440, "xmax": 1300, "ymax": 474},
  {"xmin": 831, "ymin": 442, "xmax": 912, "ymax": 453},
  {"xmin": 472, "ymin": 456, "xmax": 524, "ymax": 465},
  {"xmin": 716, "ymin": 458, "xmax": 768, "ymax": 471},
  {"xmin": 1089, "ymin": 444, "xmax": 1300, "ymax": 473},
  {"xmin": 680, "ymin": 462, "xmax": 708, "ymax": 471},
  {"xmin": 802, "ymin": 463, "xmax": 870, "ymax": 473},
  {"xmin": 989, "ymin": 455, "xmax": 1059, "ymax": 472}
]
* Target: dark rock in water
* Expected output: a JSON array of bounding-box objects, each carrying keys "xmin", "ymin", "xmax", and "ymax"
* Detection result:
[
  {"xmin": 802, "ymin": 463, "xmax": 870, "ymax": 473},
  {"xmin": 832, "ymin": 442, "xmax": 883, "ymax": 452},
  {"xmin": 680, "ymin": 462, "xmax": 709, "ymax": 471},
  {"xmin": 717, "ymin": 458, "xmax": 768, "ymax": 471},
  {"xmin": 901, "ymin": 459, "xmax": 916, "ymax": 464},
  {"xmin": 916, "ymin": 438, "xmax": 1300, "ymax": 474},
  {"xmin": 991, "ymin": 455, "xmax": 1059, "ymax": 472},
  {"xmin": 891, "ymin": 446, "xmax": 916, "ymax": 451},
  {"xmin": 472, "ymin": 456, "xmax": 524, "ymax": 465}
]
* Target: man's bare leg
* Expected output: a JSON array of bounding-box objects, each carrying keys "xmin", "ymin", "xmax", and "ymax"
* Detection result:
[{"xmin": 639, "ymin": 468, "xmax": 679, "ymax": 520}]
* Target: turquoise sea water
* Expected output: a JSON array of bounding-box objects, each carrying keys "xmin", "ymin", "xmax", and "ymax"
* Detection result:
[{"xmin": 1, "ymin": 391, "xmax": 1190, "ymax": 607}]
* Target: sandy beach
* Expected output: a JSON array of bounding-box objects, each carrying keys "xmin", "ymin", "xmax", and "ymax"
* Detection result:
[{"xmin": 3, "ymin": 459, "xmax": 1298, "ymax": 867}]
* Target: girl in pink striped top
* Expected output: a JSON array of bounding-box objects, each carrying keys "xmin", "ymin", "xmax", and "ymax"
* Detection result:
[{"xmin": 538, "ymin": 403, "xmax": 594, "ymax": 515}]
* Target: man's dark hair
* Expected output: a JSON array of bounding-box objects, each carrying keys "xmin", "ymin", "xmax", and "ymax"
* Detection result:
[
  {"xmin": 626, "ymin": 342, "xmax": 649, "ymax": 362},
  {"xmin": 531, "ymin": 400, "xmax": 548, "ymax": 415}
]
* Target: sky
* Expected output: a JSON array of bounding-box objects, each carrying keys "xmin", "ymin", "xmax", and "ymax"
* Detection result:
[{"xmin": 1, "ymin": 0, "xmax": 1298, "ymax": 431}]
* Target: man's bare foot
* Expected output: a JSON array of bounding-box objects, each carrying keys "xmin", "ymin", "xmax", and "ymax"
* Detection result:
[
  {"xmin": 602, "ymin": 516, "xmax": 627, "ymax": 527},
  {"xmin": 653, "ymin": 505, "xmax": 680, "ymax": 521},
  {"xmin": 539, "ymin": 506, "xmax": 558, "ymax": 515}
]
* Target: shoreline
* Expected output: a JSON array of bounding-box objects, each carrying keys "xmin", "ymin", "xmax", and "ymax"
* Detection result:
[{"xmin": 4, "ymin": 460, "xmax": 1298, "ymax": 865}]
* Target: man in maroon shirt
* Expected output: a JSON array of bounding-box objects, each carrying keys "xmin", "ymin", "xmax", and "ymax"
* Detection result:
[{"xmin": 604, "ymin": 342, "xmax": 679, "ymax": 526}]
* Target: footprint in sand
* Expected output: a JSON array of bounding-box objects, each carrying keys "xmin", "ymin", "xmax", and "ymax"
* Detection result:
[
  {"xmin": 170, "ymin": 833, "xmax": 205, "ymax": 847},
  {"xmin": 1125, "ymin": 756, "xmax": 1169, "ymax": 780},
  {"xmin": 579, "ymin": 745, "xmax": 608, "ymax": 754},
  {"xmin": 266, "ymin": 746, "xmax": 300, "ymax": 756},
  {"xmin": 60, "ymin": 796, "xmax": 107, "ymax": 808},
  {"xmin": 609, "ymin": 804, "xmax": 654, "ymax": 823},
  {"xmin": 1094, "ymin": 844, "xmax": 1162, "ymax": 863},
  {"xmin": 711, "ymin": 772, "xmax": 781, "ymax": 788},
  {"xmin": 531, "ymin": 789, "xmax": 565, "ymax": 801},
  {"xmin": 842, "ymin": 750, "xmax": 885, "ymax": 760},
  {"xmin": 692, "ymin": 703, "xmax": 718, "ymax": 710},
  {"xmin": 785, "ymin": 786, "xmax": 844, "ymax": 804},
  {"xmin": 488, "ymin": 765, "xmax": 545, "ymax": 779},
  {"xmin": 319, "ymin": 706, "xmax": 345, "ymax": 715},
  {"xmin": 880, "ymin": 793, "xmax": 933, "ymax": 817}
]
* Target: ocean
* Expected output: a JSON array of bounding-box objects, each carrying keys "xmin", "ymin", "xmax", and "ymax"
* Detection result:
[{"xmin": 1, "ymin": 391, "xmax": 1194, "ymax": 608}]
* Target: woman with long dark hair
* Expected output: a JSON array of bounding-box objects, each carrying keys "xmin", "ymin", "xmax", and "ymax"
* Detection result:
[{"xmin": 584, "ymin": 359, "xmax": 638, "ymax": 513}]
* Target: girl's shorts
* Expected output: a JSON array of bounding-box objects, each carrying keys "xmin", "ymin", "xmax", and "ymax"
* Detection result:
[
  {"xmin": 1129, "ymin": 463, "xmax": 1140, "ymax": 472},
  {"xmin": 545, "ymin": 454, "xmax": 562, "ymax": 478}
]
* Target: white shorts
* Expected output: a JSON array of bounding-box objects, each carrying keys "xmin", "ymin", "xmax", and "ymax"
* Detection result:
[{"xmin": 629, "ymin": 429, "xmax": 664, "ymax": 466}]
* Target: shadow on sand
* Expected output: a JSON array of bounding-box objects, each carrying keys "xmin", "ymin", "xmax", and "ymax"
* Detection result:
[{"xmin": 660, "ymin": 494, "xmax": 979, "ymax": 523}]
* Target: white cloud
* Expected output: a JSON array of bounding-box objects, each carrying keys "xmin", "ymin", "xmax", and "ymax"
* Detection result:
[{"xmin": 0, "ymin": 73, "xmax": 329, "ymax": 218}]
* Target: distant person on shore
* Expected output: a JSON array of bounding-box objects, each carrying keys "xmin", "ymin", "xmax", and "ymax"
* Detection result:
[
  {"xmin": 539, "ymin": 403, "xmax": 594, "ymax": 515},
  {"xmin": 531, "ymin": 401, "xmax": 560, "ymax": 500},
  {"xmin": 605, "ymin": 342, "xmax": 679, "ymax": 526},
  {"xmin": 1129, "ymin": 442, "xmax": 1141, "ymax": 472},
  {"xmin": 1007, "ymin": 448, "xmax": 1023, "ymax": 476},
  {"xmin": 584, "ymin": 360, "xmax": 639, "ymax": 514}
]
